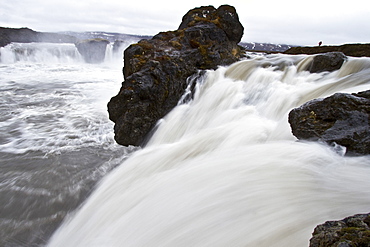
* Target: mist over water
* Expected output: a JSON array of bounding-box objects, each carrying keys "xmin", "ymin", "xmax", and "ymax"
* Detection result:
[
  {"xmin": 0, "ymin": 42, "xmax": 137, "ymax": 246},
  {"xmin": 47, "ymin": 54, "xmax": 370, "ymax": 246}
]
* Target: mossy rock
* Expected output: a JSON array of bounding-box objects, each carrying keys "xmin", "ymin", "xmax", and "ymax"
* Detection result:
[
  {"xmin": 108, "ymin": 5, "xmax": 244, "ymax": 146},
  {"xmin": 310, "ymin": 213, "xmax": 370, "ymax": 247}
]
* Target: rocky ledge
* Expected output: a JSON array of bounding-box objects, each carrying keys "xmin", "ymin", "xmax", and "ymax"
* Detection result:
[
  {"xmin": 289, "ymin": 90, "xmax": 370, "ymax": 156},
  {"xmin": 309, "ymin": 213, "xmax": 370, "ymax": 247},
  {"xmin": 107, "ymin": 5, "xmax": 244, "ymax": 146},
  {"xmin": 284, "ymin": 43, "xmax": 370, "ymax": 57}
]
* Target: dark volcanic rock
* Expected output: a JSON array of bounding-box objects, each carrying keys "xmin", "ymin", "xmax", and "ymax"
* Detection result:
[
  {"xmin": 0, "ymin": 32, "xmax": 10, "ymax": 47},
  {"xmin": 108, "ymin": 5, "xmax": 244, "ymax": 146},
  {"xmin": 288, "ymin": 90, "xmax": 370, "ymax": 155},
  {"xmin": 0, "ymin": 27, "xmax": 40, "ymax": 47},
  {"xmin": 309, "ymin": 213, "xmax": 370, "ymax": 247},
  {"xmin": 285, "ymin": 43, "xmax": 370, "ymax": 57},
  {"xmin": 308, "ymin": 52, "xmax": 347, "ymax": 73},
  {"xmin": 0, "ymin": 27, "xmax": 77, "ymax": 47},
  {"xmin": 75, "ymin": 38, "xmax": 110, "ymax": 63},
  {"xmin": 178, "ymin": 5, "xmax": 243, "ymax": 43}
]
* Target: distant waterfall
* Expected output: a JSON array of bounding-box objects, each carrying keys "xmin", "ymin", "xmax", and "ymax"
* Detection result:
[
  {"xmin": 48, "ymin": 54, "xmax": 370, "ymax": 247},
  {"xmin": 0, "ymin": 43, "xmax": 83, "ymax": 63},
  {"xmin": 0, "ymin": 40, "xmax": 138, "ymax": 65},
  {"xmin": 104, "ymin": 39, "xmax": 139, "ymax": 64}
]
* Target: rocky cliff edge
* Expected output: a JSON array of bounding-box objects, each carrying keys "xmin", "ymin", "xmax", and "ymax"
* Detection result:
[{"xmin": 107, "ymin": 5, "xmax": 244, "ymax": 146}]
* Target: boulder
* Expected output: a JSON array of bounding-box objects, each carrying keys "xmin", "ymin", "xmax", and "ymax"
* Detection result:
[
  {"xmin": 75, "ymin": 38, "xmax": 110, "ymax": 63},
  {"xmin": 308, "ymin": 52, "xmax": 347, "ymax": 73},
  {"xmin": 108, "ymin": 5, "xmax": 244, "ymax": 146},
  {"xmin": 178, "ymin": 5, "xmax": 244, "ymax": 43},
  {"xmin": 288, "ymin": 90, "xmax": 370, "ymax": 155},
  {"xmin": 309, "ymin": 213, "xmax": 370, "ymax": 247}
]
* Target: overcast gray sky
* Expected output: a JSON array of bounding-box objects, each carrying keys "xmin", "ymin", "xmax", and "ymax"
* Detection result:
[{"xmin": 1, "ymin": 0, "xmax": 369, "ymax": 46}]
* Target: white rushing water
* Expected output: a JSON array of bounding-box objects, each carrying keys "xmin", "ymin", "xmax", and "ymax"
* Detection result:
[
  {"xmin": 0, "ymin": 42, "xmax": 83, "ymax": 64},
  {"xmin": 0, "ymin": 41, "xmax": 138, "ymax": 246},
  {"xmin": 47, "ymin": 54, "xmax": 370, "ymax": 246}
]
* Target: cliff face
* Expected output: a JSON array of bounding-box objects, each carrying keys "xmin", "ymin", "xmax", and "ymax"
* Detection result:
[{"xmin": 108, "ymin": 5, "xmax": 245, "ymax": 146}]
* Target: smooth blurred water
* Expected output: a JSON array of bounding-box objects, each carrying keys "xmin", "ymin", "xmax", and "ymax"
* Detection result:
[
  {"xmin": 0, "ymin": 43, "xmax": 137, "ymax": 246},
  {"xmin": 48, "ymin": 54, "xmax": 370, "ymax": 246}
]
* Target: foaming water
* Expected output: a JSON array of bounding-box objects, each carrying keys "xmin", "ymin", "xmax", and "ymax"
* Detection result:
[
  {"xmin": 48, "ymin": 54, "xmax": 370, "ymax": 246},
  {"xmin": 0, "ymin": 40, "xmax": 133, "ymax": 65},
  {"xmin": 0, "ymin": 43, "xmax": 83, "ymax": 63},
  {"xmin": 0, "ymin": 44, "xmax": 137, "ymax": 246},
  {"xmin": 0, "ymin": 62, "xmax": 120, "ymax": 154}
]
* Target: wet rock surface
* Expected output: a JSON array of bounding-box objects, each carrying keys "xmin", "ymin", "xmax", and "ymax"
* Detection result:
[
  {"xmin": 309, "ymin": 213, "xmax": 370, "ymax": 247},
  {"xmin": 288, "ymin": 90, "xmax": 370, "ymax": 155},
  {"xmin": 108, "ymin": 5, "xmax": 244, "ymax": 146},
  {"xmin": 308, "ymin": 52, "xmax": 347, "ymax": 73}
]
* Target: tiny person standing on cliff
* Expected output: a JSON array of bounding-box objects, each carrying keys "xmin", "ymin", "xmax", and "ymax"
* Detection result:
[{"xmin": 318, "ymin": 41, "xmax": 322, "ymax": 46}]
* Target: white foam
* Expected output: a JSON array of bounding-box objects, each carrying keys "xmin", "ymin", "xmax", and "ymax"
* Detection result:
[
  {"xmin": 48, "ymin": 55, "xmax": 370, "ymax": 246},
  {"xmin": 0, "ymin": 62, "xmax": 123, "ymax": 154}
]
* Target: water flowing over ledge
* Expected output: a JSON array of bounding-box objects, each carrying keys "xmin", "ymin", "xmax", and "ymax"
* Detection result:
[
  {"xmin": 107, "ymin": 5, "xmax": 245, "ymax": 147},
  {"xmin": 0, "ymin": 41, "xmax": 134, "ymax": 64},
  {"xmin": 0, "ymin": 40, "xmax": 139, "ymax": 246},
  {"xmin": 48, "ymin": 53, "xmax": 370, "ymax": 247},
  {"xmin": 2, "ymin": 6, "xmax": 370, "ymax": 247}
]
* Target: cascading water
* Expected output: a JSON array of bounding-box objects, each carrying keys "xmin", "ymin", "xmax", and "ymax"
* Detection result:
[
  {"xmin": 47, "ymin": 54, "xmax": 370, "ymax": 246},
  {"xmin": 0, "ymin": 41, "xmax": 132, "ymax": 64},
  {"xmin": 0, "ymin": 41, "xmax": 138, "ymax": 246},
  {"xmin": 0, "ymin": 43, "xmax": 83, "ymax": 63}
]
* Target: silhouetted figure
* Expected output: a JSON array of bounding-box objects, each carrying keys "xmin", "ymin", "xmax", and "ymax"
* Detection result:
[{"xmin": 318, "ymin": 41, "xmax": 322, "ymax": 46}]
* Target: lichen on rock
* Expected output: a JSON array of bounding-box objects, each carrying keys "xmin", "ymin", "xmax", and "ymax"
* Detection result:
[
  {"xmin": 108, "ymin": 5, "xmax": 245, "ymax": 146},
  {"xmin": 288, "ymin": 90, "xmax": 370, "ymax": 155},
  {"xmin": 309, "ymin": 213, "xmax": 370, "ymax": 247}
]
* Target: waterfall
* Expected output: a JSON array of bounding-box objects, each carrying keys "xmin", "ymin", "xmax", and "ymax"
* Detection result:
[
  {"xmin": 0, "ymin": 41, "xmax": 135, "ymax": 64},
  {"xmin": 48, "ymin": 54, "xmax": 370, "ymax": 247},
  {"xmin": 104, "ymin": 39, "xmax": 141, "ymax": 64},
  {"xmin": 0, "ymin": 42, "xmax": 84, "ymax": 63},
  {"xmin": 104, "ymin": 42, "xmax": 114, "ymax": 63}
]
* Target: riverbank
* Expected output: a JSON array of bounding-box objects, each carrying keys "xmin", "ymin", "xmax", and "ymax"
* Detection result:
[{"xmin": 285, "ymin": 43, "xmax": 370, "ymax": 57}]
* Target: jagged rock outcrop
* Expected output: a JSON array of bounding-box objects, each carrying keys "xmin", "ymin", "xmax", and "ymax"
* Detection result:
[
  {"xmin": 178, "ymin": 5, "xmax": 243, "ymax": 43},
  {"xmin": 75, "ymin": 38, "xmax": 110, "ymax": 63},
  {"xmin": 285, "ymin": 43, "xmax": 370, "ymax": 57},
  {"xmin": 0, "ymin": 27, "xmax": 77, "ymax": 47},
  {"xmin": 108, "ymin": 5, "xmax": 244, "ymax": 146},
  {"xmin": 288, "ymin": 90, "xmax": 370, "ymax": 155},
  {"xmin": 308, "ymin": 52, "xmax": 347, "ymax": 73},
  {"xmin": 309, "ymin": 213, "xmax": 370, "ymax": 247}
]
